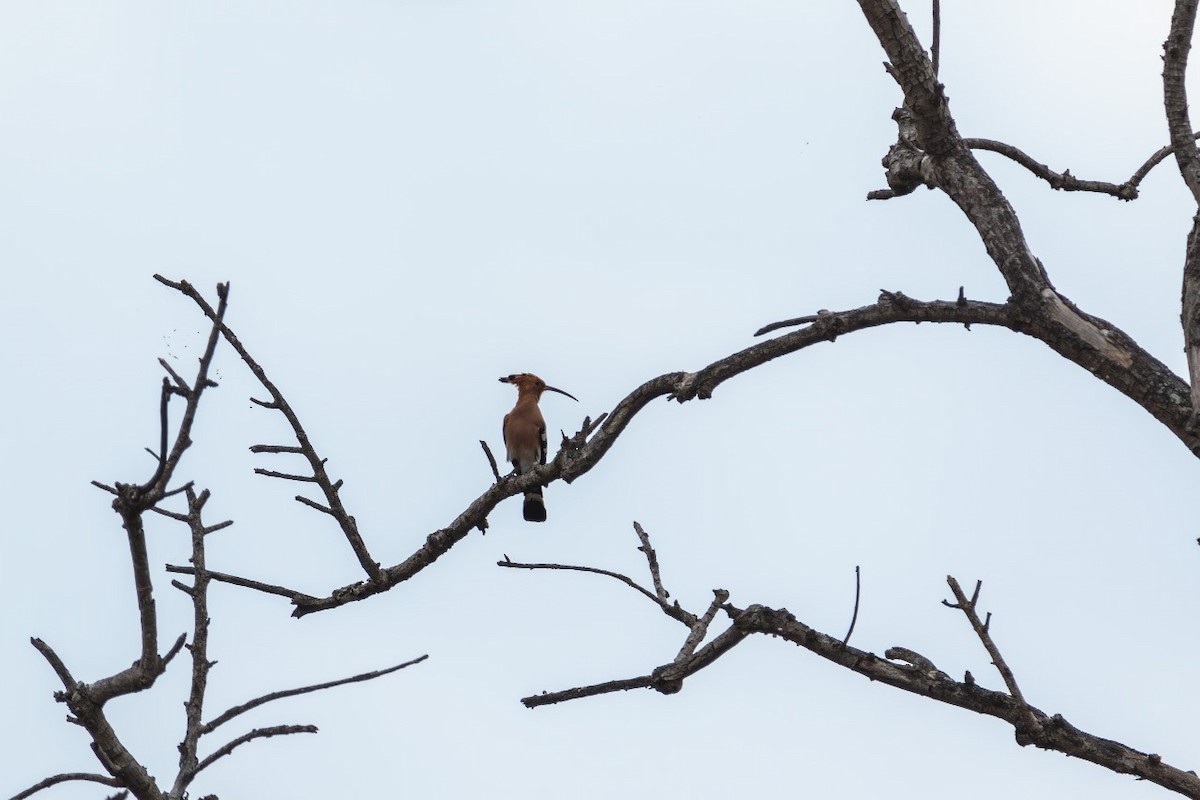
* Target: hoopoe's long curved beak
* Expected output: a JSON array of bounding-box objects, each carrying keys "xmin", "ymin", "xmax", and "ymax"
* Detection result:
[{"xmin": 543, "ymin": 385, "xmax": 579, "ymax": 402}]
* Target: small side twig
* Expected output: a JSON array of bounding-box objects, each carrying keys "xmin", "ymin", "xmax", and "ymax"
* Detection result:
[
  {"xmin": 498, "ymin": 557, "xmax": 696, "ymax": 625},
  {"xmin": 480, "ymin": 440, "xmax": 502, "ymax": 482},
  {"xmin": 841, "ymin": 565, "xmax": 862, "ymax": 645},
  {"xmin": 525, "ymin": 611, "xmax": 752, "ymax": 706},
  {"xmin": 10, "ymin": 772, "xmax": 124, "ymax": 800},
  {"xmin": 672, "ymin": 589, "xmax": 729, "ymax": 664},
  {"xmin": 29, "ymin": 637, "xmax": 77, "ymax": 690},
  {"xmin": 522, "ymin": 675, "xmax": 656, "ymax": 708},
  {"xmin": 202, "ymin": 655, "xmax": 428, "ymax": 735},
  {"xmin": 190, "ymin": 725, "xmax": 318, "ymax": 778},
  {"xmin": 164, "ymin": 564, "xmax": 317, "ymax": 605},
  {"xmin": 753, "ymin": 312, "xmax": 824, "ymax": 337},
  {"xmin": 944, "ymin": 576, "xmax": 1042, "ymax": 741},
  {"xmin": 632, "ymin": 522, "xmax": 669, "ymax": 601}
]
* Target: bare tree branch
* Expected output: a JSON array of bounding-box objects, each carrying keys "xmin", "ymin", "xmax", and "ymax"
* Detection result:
[
  {"xmin": 498, "ymin": 557, "xmax": 694, "ymax": 627},
  {"xmin": 480, "ymin": 439, "xmax": 502, "ymax": 482},
  {"xmin": 155, "ymin": 275, "xmax": 386, "ymax": 585},
  {"xmin": 8, "ymin": 772, "xmax": 123, "ymax": 800},
  {"xmin": 521, "ymin": 675, "xmax": 657, "ymax": 708},
  {"xmin": 511, "ymin": 537, "xmax": 1200, "ymax": 797},
  {"xmin": 944, "ymin": 577, "xmax": 1042, "ymax": 742},
  {"xmin": 633, "ymin": 522, "xmax": 669, "ymax": 602},
  {"xmin": 171, "ymin": 487, "xmax": 216, "ymax": 798},
  {"xmin": 17, "ymin": 289, "xmax": 237, "ymax": 800},
  {"xmin": 191, "ymin": 725, "xmax": 319, "ymax": 778},
  {"xmin": 164, "ymin": 564, "xmax": 317, "ymax": 604},
  {"xmin": 1164, "ymin": 0, "xmax": 1200, "ymax": 201},
  {"xmin": 157, "ymin": 278, "xmax": 1197, "ymax": 621},
  {"xmin": 522, "ymin": 613, "xmax": 752, "ymax": 707},
  {"xmin": 1165, "ymin": 1, "xmax": 1200, "ymax": 425},
  {"xmin": 202, "ymin": 656, "xmax": 428, "ymax": 735},
  {"xmin": 672, "ymin": 590, "xmax": 729, "ymax": 665},
  {"xmin": 962, "ymin": 138, "xmax": 1139, "ymax": 200}
]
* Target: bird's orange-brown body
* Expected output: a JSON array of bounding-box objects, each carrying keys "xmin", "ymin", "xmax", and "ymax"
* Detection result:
[{"xmin": 499, "ymin": 373, "xmax": 577, "ymax": 522}]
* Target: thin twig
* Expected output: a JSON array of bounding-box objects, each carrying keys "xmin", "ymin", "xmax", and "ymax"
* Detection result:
[
  {"xmin": 10, "ymin": 772, "xmax": 124, "ymax": 800},
  {"xmin": 841, "ymin": 565, "xmax": 862, "ymax": 645},
  {"xmin": 253, "ymin": 468, "xmax": 317, "ymax": 482},
  {"xmin": 525, "ymin": 614, "xmax": 751, "ymax": 706},
  {"xmin": 248, "ymin": 444, "xmax": 305, "ymax": 454},
  {"xmin": 944, "ymin": 576, "xmax": 1041, "ymax": 740},
  {"xmin": 521, "ymin": 675, "xmax": 656, "ymax": 708},
  {"xmin": 480, "ymin": 440, "xmax": 502, "ymax": 481},
  {"xmin": 963, "ymin": 138, "xmax": 1139, "ymax": 200},
  {"xmin": 499, "ymin": 559, "xmax": 661, "ymax": 612},
  {"xmin": 754, "ymin": 313, "xmax": 824, "ymax": 337},
  {"xmin": 162, "ymin": 632, "xmax": 188, "ymax": 667},
  {"xmin": 190, "ymin": 725, "xmax": 318, "ymax": 777},
  {"xmin": 632, "ymin": 522, "xmax": 669, "ymax": 601},
  {"xmin": 294, "ymin": 495, "xmax": 334, "ymax": 515},
  {"xmin": 672, "ymin": 590, "xmax": 729, "ymax": 664},
  {"xmin": 164, "ymin": 564, "xmax": 317, "ymax": 605},
  {"xmin": 202, "ymin": 656, "xmax": 428, "ymax": 734},
  {"xmin": 158, "ymin": 357, "xmax": 190, "ymax": 392},
  {"xmin": 29, "ymin": 637, "xmax": 76, "ymax": 690}
]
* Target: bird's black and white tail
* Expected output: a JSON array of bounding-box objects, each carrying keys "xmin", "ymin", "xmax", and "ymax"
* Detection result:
[{"xmin": 523, "ymin": 490, "xmax": 547, "ymax": 522}]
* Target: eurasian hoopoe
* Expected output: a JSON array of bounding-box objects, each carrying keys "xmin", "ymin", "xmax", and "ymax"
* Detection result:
[{"xmin": 499, "ymin": 373, "xmax": 578, "ymax": 522}]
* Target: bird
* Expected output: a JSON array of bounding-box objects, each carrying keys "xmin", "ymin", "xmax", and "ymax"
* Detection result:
[{"xmin": 499, "ymin": 373, "xmax": 578, "ymax": 522}]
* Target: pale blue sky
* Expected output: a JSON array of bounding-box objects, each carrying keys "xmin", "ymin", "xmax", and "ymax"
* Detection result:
[{"xmin": 3, "ymin": 2, "xmax": 1197, "ymax": 798}]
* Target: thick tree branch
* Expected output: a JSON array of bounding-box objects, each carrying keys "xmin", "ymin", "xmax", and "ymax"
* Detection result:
[
  {"xmin": 1165, "ymin": 0, "xmax": 1200, "ymax": 202},
  {"xmin": 1162, "ymin": 2, "xmax": 1200, "ymax": 423},
  {"xmin": 856, "ymin": 0, "xmax": 957, "ymax": 157},
  {"xmin": 858, "ymin": 6, "xmax": 1048, "ymax": 302},
  {"xmin": 856, "ymin": 2, "xmax": 1200, "ymax": 452},
  {"xmin": 164, "ymin": 282, "xmax": 1197, "ymax": 620}
]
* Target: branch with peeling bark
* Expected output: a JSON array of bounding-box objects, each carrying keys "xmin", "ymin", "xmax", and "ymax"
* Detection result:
[{"xmin": 1163, "ymin": 0, "xmax": 1200, "ymax": 425}]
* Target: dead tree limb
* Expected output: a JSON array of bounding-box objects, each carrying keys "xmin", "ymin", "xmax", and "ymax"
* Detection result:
[{"xmin": 507, "ymin": 529, "xmax": 1200, "ymax": 798}]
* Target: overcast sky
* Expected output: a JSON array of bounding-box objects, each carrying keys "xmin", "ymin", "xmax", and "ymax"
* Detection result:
[{"xmin": 3, "ymin": 2, "xmax": 1198, "ymax": 799}]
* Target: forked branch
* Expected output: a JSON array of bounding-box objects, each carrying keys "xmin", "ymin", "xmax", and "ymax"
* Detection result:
[
  {"xmin": 507, "ymin": 525, "xmax": 1200, "ymax": 797},
  {"xmin": 155, "ymin": 275, "xmax": 384, "ymax": 585},
  {"xmin": 157, "ymin": 278, "xmax": 1199, "ymax": 620}
]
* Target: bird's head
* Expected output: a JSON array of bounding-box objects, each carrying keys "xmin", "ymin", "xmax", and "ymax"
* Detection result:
[{"xmin": 499, "ymin": 373, "xmax": 578, "ymax": 401}]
